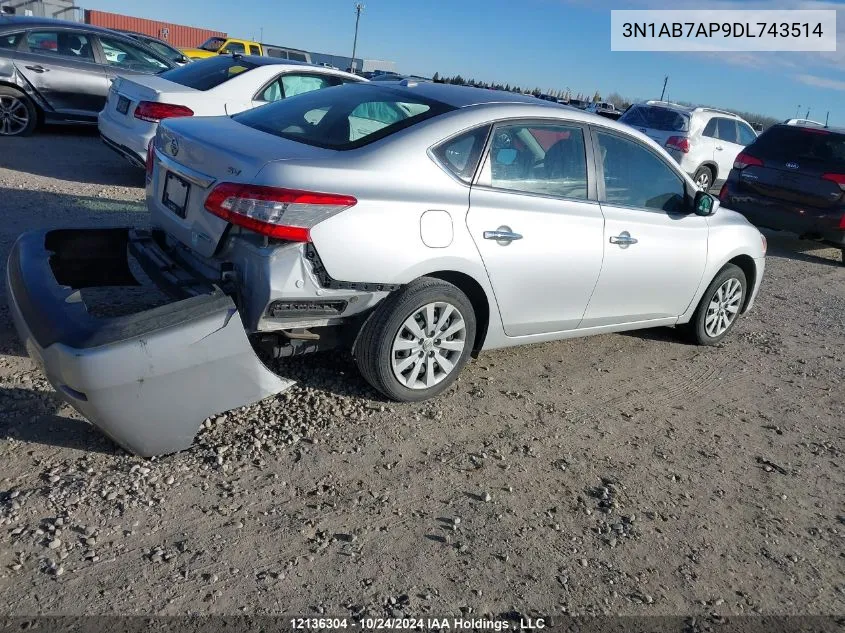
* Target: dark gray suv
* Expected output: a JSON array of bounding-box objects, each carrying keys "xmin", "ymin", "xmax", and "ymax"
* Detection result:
[{"xmin": 0, "ymin": 16, "xmax": 176, "ymax": 136}]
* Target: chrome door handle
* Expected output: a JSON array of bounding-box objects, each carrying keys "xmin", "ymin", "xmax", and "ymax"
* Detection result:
[
  {"xmin": 609, "ymin": 231, "xmax": 638, "ymax": 247},
  {"xmin": 483, "ymin": 228, "xmax": 523, "ymax": 242},
  {"xmin": 25, "ymin": 65, "xmax": 48, "ymax": 73}
]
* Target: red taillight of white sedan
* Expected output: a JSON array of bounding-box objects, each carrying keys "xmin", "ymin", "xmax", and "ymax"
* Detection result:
[
  {"xmin": 134, "ymin": 101, "xmax": 194, "ymax": 123},
  {"xmin": 204, "ymin": 183, "xmax": 357, "ymax": 242}
]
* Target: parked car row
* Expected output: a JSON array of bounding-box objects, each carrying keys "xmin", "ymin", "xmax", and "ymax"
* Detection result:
[{"xmin": 0, "ymin": 16, "xmax": 177, "ymax": 134}]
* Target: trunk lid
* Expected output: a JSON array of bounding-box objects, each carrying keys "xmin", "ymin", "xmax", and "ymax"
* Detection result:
[
  {"xmin": 738, "ymin": 161, "xmax": 843, "ymax": 209},
  {"xmin": 149, "ymin": 116, "xmax": 333, "ymax": 258},
  {"xmin": 110, "ymin": 75, "xmax": 199, "ymax": 117}
]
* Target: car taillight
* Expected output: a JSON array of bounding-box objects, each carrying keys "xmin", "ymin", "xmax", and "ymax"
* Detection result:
[
  {"xmin": 839, "ymin": 213, "xmax": 845, "ymax": 230},
  {"xmin": 665, "ymin": 136, "xmax": 690, "ymax": 153},
  {"xmin": 734, "ymin": 152, "xmax": 763, "ymax": 169},
  {"xmin": 204, "ymin": 183, "xmax": 357, "ymax": 242},
  {"xmin": 134, "ymin": 101, "xmax": 194, "ymax": 123},
  {"xmin": 718, "ymin": 182, "xmax": 728, "ymax": 202},
  {"xmin": 145, "ymin": 139, "xmax": 155, "ymax": 182},
  {"xmin": 822, "ymin": 173, "xmax": 845, "ymax": 190}
]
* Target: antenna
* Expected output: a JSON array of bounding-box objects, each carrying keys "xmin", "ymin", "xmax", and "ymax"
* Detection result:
[
  {"xmin": 350, "ymin": 3, "xmax": 365, "ymax": 75},
  {"xmin": 659, "ymin": 75, "xmax": 668, "ymax": 101},
  {"xmin": 825, "ymin": 111, "xmax": 830, "ymax": 127}
]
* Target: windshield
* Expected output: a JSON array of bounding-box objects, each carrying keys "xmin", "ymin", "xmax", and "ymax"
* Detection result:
[
  {"xmin": 198, "ymin": 37, "xmax": 226, "ymax": 52},
  {"xmin": 233, "ymin": 83, "xmax": 455, "ymax": 150},
  {"xmin": 751, "ymin": 126, "xmax": 845, "ymax": 169},
  {"xmin": 159, "ymin": 56, "xmax": 257, "ymax": 91},
  {"xmin": 621, "ymin": 105, "xmax": 689, "ymax": 132}
]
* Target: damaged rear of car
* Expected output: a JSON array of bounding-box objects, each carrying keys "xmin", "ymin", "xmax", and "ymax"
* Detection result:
[
  {"xmin": 5, "ymin": 228, "xmax": 292, "ymax": 456},
  {"xmin": 6, "ymin": 83, "xmax": 457, "ymax": 455}
]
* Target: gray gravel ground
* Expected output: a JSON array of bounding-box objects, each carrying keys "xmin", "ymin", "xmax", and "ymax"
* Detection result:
[{"xmin": 0, "ymin": 128, "xmax": 843, "ymax": 618}]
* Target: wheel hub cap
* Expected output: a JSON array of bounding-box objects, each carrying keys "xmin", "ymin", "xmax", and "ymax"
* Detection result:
[
  {"xmin": 391, "ymin": 301, "xmax": 467, "ymax": 390},
  {"xmin": 704, "ymin": 278, "xmax": 742, "ymax": 338}
]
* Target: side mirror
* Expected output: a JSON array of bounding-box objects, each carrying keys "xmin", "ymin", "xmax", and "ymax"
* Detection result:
[
  {"xmin": 178, "ymin": 55, "xmax": 189, "ymax": 63},
  {"xmin": 693, "ymin": 190, "xmax": 719, "ymax": 216},
  {"xmin": 218, "ymin": 48, "xmax": 229, "ymax": 55}
]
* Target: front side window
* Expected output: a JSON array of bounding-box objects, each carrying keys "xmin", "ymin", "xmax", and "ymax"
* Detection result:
[
  {"xmin": 99, "ymin": 36, "xmax": 170, "ymax": 73},
  {"xmin": 715, "ymin": 118, "xmax": 738, "ymax": 143},
  {"xmin": 484, "ymin": 123, "xmax": 588, "ymax": 200},
  {"xmin": 432, "ymin": 126, "xmax": 490, "ymax": 183},
  {"xmin": 597, "ymin": 131, "xmax": 685, "ymax": 212},
  {"xmin": 27, "ymin": 30, "xmax": 93, "ymax": 60},
  {"xmin": 288, "ymin": 51, "xmax": 308, "ymax": 62},
  {"xmin": 737, "ymin": 122, "xmax": 757, "ymax": 146},
  {"xmin": 234, "ymin": 83, "xmax": 453, "ymax": 150},
  {"xmin": 223, "ymin": 41, "xmax": 245, "ymax": 54}
]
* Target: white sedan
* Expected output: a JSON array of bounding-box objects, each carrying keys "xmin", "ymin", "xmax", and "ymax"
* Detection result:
[{"xmin": 98, "ymin": 55, "xmax": 363, "ymax": 168}]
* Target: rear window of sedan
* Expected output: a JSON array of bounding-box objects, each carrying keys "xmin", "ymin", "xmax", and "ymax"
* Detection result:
[
  {"xmin": 750, "ymin": 126, "xmax": 845, "ymax": 169},
  {"xmin": 621, "ymin": 105, "xmax": 689, "ymax": 132},
  {"xmin": 233, "ymin": 83, "xmax": 455, "ymax": 150},
  {"xmin": 159, "ymin": 56, "xmax": 258, "ymax": 91}
]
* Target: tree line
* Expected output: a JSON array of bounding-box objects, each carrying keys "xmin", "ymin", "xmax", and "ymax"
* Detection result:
[{"xmin": 431, "ymin": 73, "xmax": 780, "ymax": 130}]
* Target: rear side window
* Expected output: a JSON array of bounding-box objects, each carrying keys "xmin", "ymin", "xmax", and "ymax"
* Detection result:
[
  {"xmin": 0, "ymin": 32, "xmax": 22, "ymax": 49},
  {"xmin": 750, "ymin": 126, "xmax": 845, "ymax": 169},
  {"xmin": 265, "ymin": 48, "xmax": 284, "ymax": 58},
  {"xmin": 432, "ymin": 125, "xmax": 490, "ymax": 183},
  {"xmin": 288, "ymin": 51, "xmax": 308, "ymax": 62},
  {"xmin": 249, "ymin": 45, "xmax": 260, "ymax": 55},
  {"xmin": 620, "ymin": 105, "xmax": 689, "ymax": 132},
  {"xmin": 234, "ymin": 83, "xmax": 454, "ymax": 150},
  {"xmin": 159, "ymin": 56, "xmax": 257, "ymax": 91}
]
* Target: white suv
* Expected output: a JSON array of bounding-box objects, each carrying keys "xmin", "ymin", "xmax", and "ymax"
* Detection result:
[{"xmin": 619, "ymin": 101, "xmax": 758, "ymax": 190}]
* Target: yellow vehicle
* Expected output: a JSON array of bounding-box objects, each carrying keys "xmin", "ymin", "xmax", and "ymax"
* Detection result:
[{"xmin": 182, "ymin": 37, "xmax": 312, "ymax": 62}]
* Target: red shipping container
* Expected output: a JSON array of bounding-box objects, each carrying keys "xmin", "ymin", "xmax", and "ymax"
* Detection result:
[{"xmin": 84, "ymin": 9, "xmax": 226, "ymax": 49}]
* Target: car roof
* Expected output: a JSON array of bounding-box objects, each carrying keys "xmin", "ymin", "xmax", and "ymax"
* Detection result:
[
  {"xmin": 771, "ymin": 122, "xmax": 845, "ymax": 135},
  {"xmin": 641, "ymin": 100, "xmax": 746, "ymax": 121},
  {"xmin": 373, "ymin": 81, "xmax": 555, "ymax": 108},
  {"xmin": 211, "ymin": 54, "xmax": 364, "ymax": 81},
  {"xmin": 0, "ymin": 15, "xmax": 137, "ymax": 37}
]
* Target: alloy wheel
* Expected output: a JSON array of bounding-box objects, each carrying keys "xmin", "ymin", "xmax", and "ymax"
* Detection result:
[
  {"xmin": 696, "ymin": 171, "xmax": 711, "ymax": 190},
  {"xmin": 0, "ymin": 96, "xmax": 30, "ymax": 136},
  {"xmin": 704, "ymin": 278, "xmax": 742, "ymax": 338},
  {"xmin": 390, "ymin": 301, "xmax": 466, "ymax": 390}
]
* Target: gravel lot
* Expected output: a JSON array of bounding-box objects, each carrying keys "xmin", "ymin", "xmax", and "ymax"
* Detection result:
[{"xmin": 0, "ymin": 128, "xmax": 843, "ymax": 619}]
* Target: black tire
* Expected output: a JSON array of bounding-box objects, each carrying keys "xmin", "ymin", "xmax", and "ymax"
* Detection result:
[
  {"xmin": 355, "ymin": 277, "xmax": 476, "ymax": 402},
  {"xmin": 0, "ymin": 86, "xmax": 37, "ymax": 137},
  {"xmin": 693, "ymin": 165, "xmax": 714, "ymax": 191},
  {"xmin": 840, "ymin": 248, "xmax": 844, "ymax": 266},
  {"xmin": 687, "ymin": 263, "xmax": 747, "ymax": 346}
]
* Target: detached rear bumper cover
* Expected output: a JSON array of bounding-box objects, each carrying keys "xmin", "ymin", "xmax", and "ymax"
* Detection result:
[{"xmin": 5, "ymin": 228, "xmax": 293, "ymax": 457}]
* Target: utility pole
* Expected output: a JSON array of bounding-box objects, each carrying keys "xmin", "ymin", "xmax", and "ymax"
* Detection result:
[
  {"xmin": 260, "ymin": 27, "xmax": 263, "ymax": 43},
  {"xmin": 795, "ymin": 104, "xmax": 801, "ymax": 119},
  {"xmin": 351, "ymin": 3, "xmax": 364, "ymax": 75},
  {"xmin": 825, "ymin": 111, "xmax": 830, "ymax": 127},
  {"xmin": 659, "ymin": 75, "xmax": 668, "ymax": 101}
]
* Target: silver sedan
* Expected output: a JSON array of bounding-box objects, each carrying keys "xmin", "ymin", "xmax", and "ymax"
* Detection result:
[{"xmin": 7, "ymin": 80, "xmax": 767, "ymax": 455}]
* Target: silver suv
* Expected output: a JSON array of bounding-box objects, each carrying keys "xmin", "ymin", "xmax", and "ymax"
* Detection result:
[{"xmin": 620, "ymin": 101, "xmax": 758, "ymax": 191}]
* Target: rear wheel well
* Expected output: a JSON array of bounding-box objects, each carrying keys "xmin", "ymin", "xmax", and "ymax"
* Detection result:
[
  {"xmin": 697, "ymin": 162, "xmax": 718, "ymax": 181},
  {"xmin": 727, "ymin": 255, "xmax": 756, "ymax": 312},
  {"xmin": 0, "ymin": 81, "xmax": 43, "ymax": 124},
  {"xmin": 425, "ymin": 270, "xmax": 489, "ymax": 355}
]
